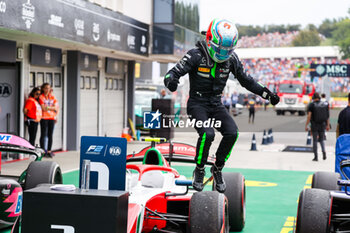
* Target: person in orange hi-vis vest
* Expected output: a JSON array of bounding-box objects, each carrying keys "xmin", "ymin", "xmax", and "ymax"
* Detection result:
[
  {"xmin": 23, "ymin": 87, "xmax": 42, "ymax": 146},
  {"xmin": 39, "ymin": 83, "xmax": 59, "ymax": 158}
]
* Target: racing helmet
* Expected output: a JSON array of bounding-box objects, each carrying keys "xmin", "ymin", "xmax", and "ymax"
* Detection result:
[{"xmin": 206, "ymin": 19, "xmax": 239, "ymax": 63}]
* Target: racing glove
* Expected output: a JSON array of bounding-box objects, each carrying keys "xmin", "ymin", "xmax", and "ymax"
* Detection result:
[
  {"xmin": 164, "ymin": 73, "xmax": 179, "ymax": 92},
  {"xmin": 262, "ymin": 87, "xmax": 280, "ymax": 106}
]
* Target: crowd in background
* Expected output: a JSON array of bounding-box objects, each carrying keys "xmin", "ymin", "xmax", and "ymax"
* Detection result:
[
  {"xmin": 238, "ymin": 31, "xmax": 300, "ymax": 48},
  {"xmin": 241, "ymin": 58, "xmax": 350, "ymax": 93}
]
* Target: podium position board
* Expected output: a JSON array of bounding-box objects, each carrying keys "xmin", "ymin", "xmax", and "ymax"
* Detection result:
[{"xmin": 80, "ymin": 136, "xmax": 127, "ymax": 190}]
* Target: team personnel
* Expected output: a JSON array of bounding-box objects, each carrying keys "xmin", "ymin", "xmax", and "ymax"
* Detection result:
[
  {"xmin": 23, "ymin": 87, "xmax": 42, "ymax": 146},
  {"xmin": 305, "ymin": 92, "xmax": 330, "ymax": 161},
  {"xmin": 337, "ymin": 93, "xmax": 350, "ymax": 138},
  {"xmin": 248, "ymin": 96, "xmax": 256, "ymax": 124},
  {"xmin": 164, "ymin": 19, "xmax": 279, "ymax": 192},
  {"xmin": 39, "ymin": 83, "xmax": 59, "ymax": 157}
]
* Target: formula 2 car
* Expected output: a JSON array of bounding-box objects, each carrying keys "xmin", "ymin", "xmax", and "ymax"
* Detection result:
[
  {"xmin": 295, "ymin": 134, "xmax": 350, "ymax": 233},
  {"xmin": 125, "ymin": 137, "xmax": 245, "ymax": 233},
  {"xmin": 0, "ymin": 133, "xmax": 63, "ymax": 232}
]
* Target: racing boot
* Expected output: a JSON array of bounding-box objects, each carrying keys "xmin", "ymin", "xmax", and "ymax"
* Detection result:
[
  {"xmin": 192, "ymin": 166, "xmax": 205, "ymax": 191},
  {"xmin": 211, "ymin": 164, "xmax": 226, "ymax": 193}
]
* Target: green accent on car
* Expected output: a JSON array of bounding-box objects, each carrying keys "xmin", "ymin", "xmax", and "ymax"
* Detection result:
[
  {"xmin": 197, "ymin": 132, "xmax": 207, "ymax": 165},
  {"xmin": 211, "ymin": 62, "xmax": 217, "ymax": 78},
  {"xmin": 136, "ymin": 212, "xmax": 142, "ymax": 233},
  {"xmin": 142, "ymin": 148, "xmax": 164, "ymax": 166},
  {"xmin": 257, "ymin": 82, "xmax": 265, "ymax": 88},
  {"xmin": 225, "ymin": 131, "xmax": 239, "ymax": 162}
]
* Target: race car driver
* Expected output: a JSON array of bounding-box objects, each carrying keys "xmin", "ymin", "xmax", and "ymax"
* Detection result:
[{"xmin": 164, "ymin": 19, "xmax": 280, "ymax": 193}]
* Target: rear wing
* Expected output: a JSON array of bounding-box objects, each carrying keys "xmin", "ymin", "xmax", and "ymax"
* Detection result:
[{"xmin": 127, "ymin": 142, "xmax": 216, "ymax": 165}]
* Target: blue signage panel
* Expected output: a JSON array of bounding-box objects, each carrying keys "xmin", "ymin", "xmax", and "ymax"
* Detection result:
[
  {"xmin": 310, "ymin": 64, "xmax": 350, "ymax": 77},
  {"xmin": 80, "ymin": 136, "xmax": 127, "ymax": 191}
]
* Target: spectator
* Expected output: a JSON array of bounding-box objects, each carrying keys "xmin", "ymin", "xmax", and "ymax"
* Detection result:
[
  {"xmin": 231, "ymin": 92, "xmax": 238, "ymax": 108},
  {"xmin": 222, "ymin": 93, "xmax": 231, "ymax": 112},
  {"xmin": 23, "ymin": 87, "xmax": 42, "ymax": 146},
  {"xmin": 39, "ymin": 83, "xmax": 59, "ymax": 157},
  {"xmin": 160, "ymin": 89, "xmax": 170, "ymax": 99},
  {"xmin": 264, "ymin": 99, "xmax": 269, "ymax": 111},
  {"xmin": 243, "ymin": 94, "xmax": 249, "ymax": 106},
  {"xmin": 248, "ymin": 97, "xmax": 256, "ymax": 124},
  {"xmin": 321, "ymin": 93, "xmax": 327, "ymax": 103},
  {"xmin": 305, "ymin": 92, "xmax": 330, "ymax": 161},
  {"xmin": 337, "ymin": 93, "xmax": 350, "ymax": 138},
  {"xmin": 238, "ymin": 31, "xmax": 300, "ymax": 48}
]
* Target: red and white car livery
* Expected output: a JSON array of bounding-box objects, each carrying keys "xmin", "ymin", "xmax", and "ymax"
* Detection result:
[{"xmin": 124, "ymin": 139, "xmax": 246, "ymax": 233}]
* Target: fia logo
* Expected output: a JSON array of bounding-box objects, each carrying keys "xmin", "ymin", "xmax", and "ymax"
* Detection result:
[
  {"xmin": 143, "ymin": 110, "xmax": 161, "ymax": 129},
  {"xmin": 51, "ymin": 225, "xmax": 75, "ymax": 233},
  {"xmin": 109, "ymin": 146, "xmax": 121, "ymax": 156},
  {"xmin": 86, "ymin": 145, "xmax": 104, "ymax": 155}
]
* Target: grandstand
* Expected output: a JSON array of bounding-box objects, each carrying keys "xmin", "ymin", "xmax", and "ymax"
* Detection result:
[{"xmin": 234, "ymin": 46, "xmax": 349, "ymax": 94}]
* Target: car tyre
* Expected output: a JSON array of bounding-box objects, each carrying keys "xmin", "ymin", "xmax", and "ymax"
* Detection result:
[
  {"xmin": 298, "ymin": 111, "xmax": 305, "ymax": 116},
  {"xmin": 24, "ymin": 161, "xmax": 63, "ymax": 190},
  {"xmin": 295, "ymin": 188, "xmax": 332, "ymax": 233},
  {"xmin": 213, "ymin": 172, "xmax": 245, "ymax": 231},
  {"xmin": 312, "ymin": 171, "xmax": 341, "ymax": 191},
  {"xmin": 190, "ymin": 191, "xmax": 229, "ymax": 233}
]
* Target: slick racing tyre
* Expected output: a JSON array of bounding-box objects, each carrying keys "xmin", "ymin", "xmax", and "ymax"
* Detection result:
[
  {"xmin": 295, "ymin": 188, "xmax": 332, "ymax": 233},
  {"xmin": 24, "ymin": 161, "xmax": 63, "ymax": 190},
  {"xmin": 213, "ymin": 172, "xmax": 245, "ymax": 231},
  {"xmin": 190, "ymin": 191, "xmax": 229, "ymax": 233},
  {"xmin": 312, "ymin": 171, "xmax": 341, "ymax": 191}
]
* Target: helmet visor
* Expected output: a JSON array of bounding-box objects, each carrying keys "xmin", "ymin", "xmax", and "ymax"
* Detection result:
[{"xmin": 210, "ymin": 41, "xmax": 234, "ymax": 56}]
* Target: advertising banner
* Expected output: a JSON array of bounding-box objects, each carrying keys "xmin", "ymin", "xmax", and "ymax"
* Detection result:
[
  {"xmin": 0, "ymin": 0, "xmax": 149, "ymax": 55},
  {"xmin": 310, "ymin": 63, "xmax": 350, "ymax": 77}
]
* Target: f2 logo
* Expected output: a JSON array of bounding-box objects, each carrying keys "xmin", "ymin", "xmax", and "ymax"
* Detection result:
[
  {"xmin": 91, "ymin": 162, "xmax": 109, "ymax": 190},
  {"xmin": 51, "ymin": 225, "xmax": 75, "ymax": 233}
]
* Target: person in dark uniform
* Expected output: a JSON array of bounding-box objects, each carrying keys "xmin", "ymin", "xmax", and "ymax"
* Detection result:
[
  {"xmin": 337, "ymin": 93, "xmax": 350, "ymax": 138},
  {"xmin": 305, "ymin": 92, "xmax": 330, "ymax": 161},
  {"xmin": 248, "ymin": 97, "xmax": 256, "ymax": 123},
  {"xmin": 164, "ymin": 19, "xmax": 279, "ymax": 192}
]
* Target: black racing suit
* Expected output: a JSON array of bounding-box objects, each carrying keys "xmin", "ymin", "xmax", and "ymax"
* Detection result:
[{"xmin": 164, "ymin": 40, "xmax": 268, "ymax": 167}]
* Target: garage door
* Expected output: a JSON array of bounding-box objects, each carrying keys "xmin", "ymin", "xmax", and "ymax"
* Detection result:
[
  {"xmin": 102, "ymin": 75, "xmax": 124, "ymax": 137},
  {"xmin": 0, "ymin": 65, "xmax": 18, "ymax": 134},
  {"xmin": 29, "ymin": 67, "xmax": 63, "ymax": 150},
  {"xmin": 80, "ymin": 72, "xmax": 98, "ymax": 137}
]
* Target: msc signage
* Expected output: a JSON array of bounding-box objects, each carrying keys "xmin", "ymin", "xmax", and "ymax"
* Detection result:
[
  {"xmin": 80, "ymin": 136, "xmax": 126, "ymax": 191},
  {"xmin": 310, "ymin": 64, "xmax": 350, "ymax": 77}
]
